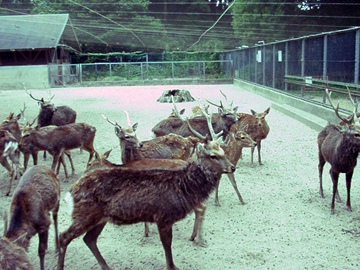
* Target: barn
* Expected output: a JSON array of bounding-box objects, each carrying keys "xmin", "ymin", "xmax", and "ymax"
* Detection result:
[{"xmin": 0, "ymin": 14, "xmax": 80, "ymax": 89}]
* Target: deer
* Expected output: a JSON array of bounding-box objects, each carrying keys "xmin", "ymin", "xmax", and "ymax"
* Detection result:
[
  {"xmin": 0, "ymin": 130, "xmax": 23, "ymax": 196},
  {"xmin": 190, "ymin": 104, "xmax": 210, "ymax": 118},
  {"xmin": 4, "ymin": 165, "xmax": 60, "ymax": 270},
  {"xmin": 0, "ymin": 236, "xmax": 35, "ymax": 270},
  {"xmin": 318, "ymin": 89, "xmax": 360, "ymax": 214},
  {"xmin": 19, "ymin": 123, "xmax": 96, "ymax": 177},
  {"xmin": 215, "ymin": 129, "xmax": 257, "ymax": 206},
  {"xmin": 24, "ymin": 84, "xmax": 77, "ymax": 160},
  {"xmin": 56, "ymin": 99, "xmax": 235, "ymax": 270},
  {"xmin": 151, "ymin": 90, "xmax": 239, "ymax": 140},
  {"xmin": 230, "ymin": 107, "xmax": 270, "ymax": 166}
]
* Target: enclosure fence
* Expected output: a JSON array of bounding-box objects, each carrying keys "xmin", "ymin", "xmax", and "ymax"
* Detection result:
[
  {"xmin": 48, "ymin": 60, "xmax": 233, "ymax": 87},
  {"xmin": 221, "ymin": 27, "xmax": 360, "ymax": 111}
]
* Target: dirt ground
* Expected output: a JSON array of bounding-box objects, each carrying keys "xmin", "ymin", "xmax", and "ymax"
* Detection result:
[{"xmin": 1, "ymin": 84, "xmax": 360, "ymax": 270}]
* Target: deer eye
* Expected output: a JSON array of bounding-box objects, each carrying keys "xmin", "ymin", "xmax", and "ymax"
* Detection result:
[
  {"xmin": 241, "ymin": 136, "xmax": 245, "ymax": 140},
  {"xmin": 210, "ymin": 155, "xmax": 217, "ymax": 160}
]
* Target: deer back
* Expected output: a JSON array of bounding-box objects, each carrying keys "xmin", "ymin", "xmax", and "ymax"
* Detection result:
[
  {"xmin": 5, "ymin": 165, "xmax": 60, "ymax": 249},
  {"xmin": 0, "ymin": 236, "xmax": 35, "ymax": 270},
  {"xmin": 51, "ymin": 106, "xmax": 77, "ymax": 126}
]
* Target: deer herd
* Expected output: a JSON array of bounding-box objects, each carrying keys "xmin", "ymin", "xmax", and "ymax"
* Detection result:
[{"xmin": 0, "ymin": 85, "xmax": 357, "ymax": 270}]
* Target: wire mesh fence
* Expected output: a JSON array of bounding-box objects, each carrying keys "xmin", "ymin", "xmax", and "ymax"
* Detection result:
[
  {"xmin": 48, "ymin": 60, "xmax": 233, "ymax": 87},
  {"xmin": 222, "ymin": 27, "xmax": 360, "ymax": 112}
]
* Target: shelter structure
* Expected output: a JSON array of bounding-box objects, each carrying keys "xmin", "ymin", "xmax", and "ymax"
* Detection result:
[
  {"xmin": 0, "ymin": 14, "xmax": 80, "ymax": 89},
  {"xmin": 0, "ymin": 14, "xmax": 80, "ymax": 66}
]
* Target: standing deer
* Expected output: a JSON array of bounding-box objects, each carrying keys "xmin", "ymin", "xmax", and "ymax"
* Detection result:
[
  {"xmin": 4, "ymin": 165, "xmax": 60, "ymax": 270},
  {"xmin": 216, "ymin": 129, "xmax": 257, "ymax": 205},
  {"xmin": 57, "ymin": 101, "xmax": 235, "ymax": 270},
  {"xmin": 0, "ymin": 130, "xmax": 22, "ymax": 196},
  {"xmin": 230, "ymin": 107, "xmax": 270, "ymax": 165},
  {"xmin": 19, "ymin": 123, "xmax": 96, "ymax": 176},
  {"xmin": 24, "ymin": 85, "xmax": 77, "ymax": 160},
  {"xmin": 318, "ymin": 89, "xmax": 360, "ymax": 214}
]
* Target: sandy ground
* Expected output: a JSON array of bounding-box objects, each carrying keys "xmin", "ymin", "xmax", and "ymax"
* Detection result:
[{"xmin": 1, "ymin": 84, "xmax": 360, "ymax": 270}]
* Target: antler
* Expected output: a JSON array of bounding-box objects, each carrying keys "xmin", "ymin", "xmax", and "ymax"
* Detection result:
[
  {"xmin": 43, "ymin": 82, "xmax": 55, "ymax": 101},
  {"xmin": 199, "ymin": 106, "xmax": 223, "ymax": 141},
  {"xmin": 23, "ymin": 83, "xmax": 43, "ymax": 103},
  {"xmin": 123, "ymin": 110, "xmax": 132, "ymax": 126},
  {"xmin": 172, "ymin": 96, "xmax": 222, "ymax": 142},
  {"xmin": 220, "ymin": 89, "xmax": 234, "ymax": 107},
  {"xmin": 326, "ymin": 89, "xmax": 354, "ymax": 125},
  {"xmin": 102, "ymin": 114, "xmax": 121, "ymax": 129},
  {"xmin": 347, "ymin": 86, "xmax": 359, "ymax": 121}
]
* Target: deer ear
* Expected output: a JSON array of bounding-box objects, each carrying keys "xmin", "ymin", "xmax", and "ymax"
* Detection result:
[
  {"xmin": 233, "ymin": 106, "xmax": 238, "ymax": 113},
  {"xmin": 35, "ymin": 124, "xmax": 41, "ymax": 130},
  {"xmin": 180, "ymin": 109, "xmax": 185, "ymax": 115},
  {"xmin": 16, "ymin": 113, "xmax": 21, "ymax": 120},
  {"xmin": 250, "ymin": 109, "xmax": 256, "ymax": 116},
  {"xmin": 264, "ymin": 107, "xmax": 270, "ymax": 115},
  {"xmin": 104, "ymin": 149, "xmax": 112, "ymax": 159},
  {"xmin": 132, "ymin": 123, "xmax": 138, "ymax": 132},
  {"xmin": 115, "ymin": 127, "xmax": 121, "ymax": 135}
]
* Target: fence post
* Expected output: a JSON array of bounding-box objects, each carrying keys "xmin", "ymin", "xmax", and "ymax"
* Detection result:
[
  {"xmin": 285, "ymin": 42, "xmax": 288, "ymax": 91},
  {"xmin": 355, "ymin": 30, "xmax": 360, "ymax": 90},
  {"xmin": 322, "ymin": 35, "xmax": 328, "ymax": 103},
  {"xmin": 301, "ymin": 39, "xmax": 305, "ymax": 97},
  {"xmin": 272, "ymin": 44, "xmax": 276, "ymax": 88},
  {"xmin": 110, "ymin": 63, "xmax": 112, "ymax": 81}
]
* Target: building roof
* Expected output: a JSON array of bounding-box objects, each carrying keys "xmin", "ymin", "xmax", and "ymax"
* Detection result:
[{"xmin": 0, "ymin": 14, "xmax": 80, "ymax": 52}]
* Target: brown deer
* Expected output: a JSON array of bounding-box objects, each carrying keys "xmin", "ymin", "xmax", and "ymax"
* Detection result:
[
  {"xmin": 318, "ymin": 89, "xmax": 360, "ymax": 214},
  {"xmin": 57, "ymin": 102, "xmax": 235, "ymax": 270},
  {"xmin": 0, "ymin": 130, "xmax": 23, "ymax": 196},
  {"xmin": 24, "ymin": 84, "xmax": 77, "ymax": 160},
  {"xmin": 0, "ymin": 236, "xmax": 35, "ymax": 270},
  {"xmin": 215, "ymin": 129, "xmax": 257, "ymax": 205},
  {"xmin": 4, "ymin": 165, "xmax": 60, "ymax": 270},
  {"xmin": 230, "ymin": 107, "xmax": 270, "ymax": 165},
  {"xmin": 19, "ymin": 123, "xmax": 96, "ymax": 176},
  {"xmin": 190, "ymin": 104, "xmax": 210, "ymax": 118},
  {"xmin": 151, "ymin": 90, "xmax": 239, "ymax": 140}
]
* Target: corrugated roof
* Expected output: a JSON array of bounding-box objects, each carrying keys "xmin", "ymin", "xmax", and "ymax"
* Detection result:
[{"xmin": 0, "ymin": 14, "xmax": 71, "ymax": 51}]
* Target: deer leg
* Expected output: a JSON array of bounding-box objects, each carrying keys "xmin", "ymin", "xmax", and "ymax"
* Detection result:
[
  {"xmin": 215, "ymin": 178, "xmax": 221, "ymax": 206},
  {"xmin": 38, "ymin": 230, "xmax": 49, "ymax": 270},
  {"xmin": 345, "ymin": 170, "xmax": 354, "ymax": 212},
  {"xmin": 330, "ymin": 168, "xmax": 340, "ymax": 215},
  {"xmin": 1, "ymin": 156, "xmax": 14, "ymax": 196},
  {"xmin": 318, "ymin": 152, "xmax": 326, "ymax": 198},
  {"xmin": 58, "ymin": 154, "xmax": 69, "ymax": 179},
  {"xmin": 64, "ymin": 151, "xmax": 75, "ymax": 175},
  {"xmin": 157, "ymin": 224, "xmax": 178, "ymax": 270},
  {"xmin": 83, "ymin": 223, "xmax": 110, "ymax": 270},
  {"xmin": 190, "ymin": 203, "xmax": 207, "ymax": 247},
  {"xmin": 257, "ymin": 140, "xmax": 263, "ymax": 165},
  {"xmin": 227, "ymin": 173, "xmax": 245, "ymax": 205},
  {"xmin": 144, "ymin": 222, "xmax": 150, "ymax": 237},
  {"xmin": 51, "ymin": 153, "xmax": 61, "ymax": 173},
  {"xmin": 53, "ymin": 201, "xmax": 60, "ymax": 251},
  {"xmin": 250, "ymin": 147, "xmax": 255, "ymax": 166}
]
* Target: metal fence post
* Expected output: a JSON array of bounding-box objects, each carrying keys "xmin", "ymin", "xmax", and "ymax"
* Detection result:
[
  {"xmin": 301, "ymin": 39, "xmax": 305, "ymax": 97},
  {"xmin": 355, "ymin": 30, "xmax": 360, "ymax": 89},
  {"xmin": 323, "ymin": 35, "xmax": 328, "ymax": 103}
]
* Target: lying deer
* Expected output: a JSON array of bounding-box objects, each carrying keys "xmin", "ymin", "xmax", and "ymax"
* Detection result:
[
  {"xmin": 318, "ymin": 89, "xmax": 360, "ymax": 214},
  {"xmin": 19, "ymin": 123, "xmax": 96, "ymax": 176},
  {"xmin": 230, "ymin": 107, "xmax": 270, "ymax": 165},
  {"xmin": 151, "ymin": 90, "xmax": 239, "ymax": 140},
  {"xmin": 57, "ymin": 99, "xmax": 235, "ymax": 270},
  {"xmin": 4, "ymin": 165, "xmax": 60, "ymax": 270}
]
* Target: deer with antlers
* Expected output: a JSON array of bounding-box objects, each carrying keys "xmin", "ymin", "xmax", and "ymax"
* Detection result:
[
  {"xmin": 318, "ymin": 89, "xmax": 360, "ymax": 214},
  {"xmin": 151, "ymin": 90, "xmax": 239, "ymax": 140},
  {"xmin": 56, "ymin": 96, "xmax": 235, "ymax": 270}
]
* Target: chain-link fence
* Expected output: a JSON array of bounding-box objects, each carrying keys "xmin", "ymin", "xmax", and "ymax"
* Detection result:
[
  {"xmin": 48, "ymin": 60, "xmax": 233, "ymax": 87},
  {"xmin": 222, "ymin": 27, "xmax": 360, "ymax": 112}
]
